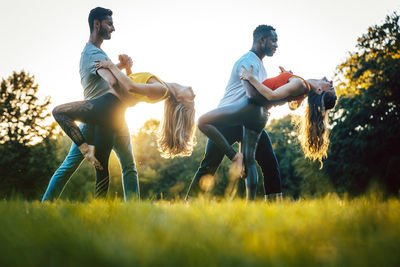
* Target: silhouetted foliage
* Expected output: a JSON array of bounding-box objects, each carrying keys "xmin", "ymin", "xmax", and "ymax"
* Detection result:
[
  {"xmin": 0, "ymin": 71, "xmax": 58, "ymax": 199},
  {"xmin": 0, "ymin": 71, "xmax": 53, "ymax": 145},
  {"xmin": 266, "ymin": 116, "xmax": 303, "ymax": 198},
  {"xmin": 266, "ymin": 115, "xmax": 333, "ymax": 198},
  {"xmin": 327, "ymin": 12, "xmax": 400, "ymax": 194}
]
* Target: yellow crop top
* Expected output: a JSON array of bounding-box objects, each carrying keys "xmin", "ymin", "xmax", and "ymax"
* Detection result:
[{"xmin": 128, "ymin": 72, "xmax": 169, "ymax": 103}]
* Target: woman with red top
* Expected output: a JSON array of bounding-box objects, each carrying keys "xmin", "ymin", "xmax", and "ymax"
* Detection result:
[{"xmin": 197, "ymin": 65, "xmax": 337, "ymax": 200}]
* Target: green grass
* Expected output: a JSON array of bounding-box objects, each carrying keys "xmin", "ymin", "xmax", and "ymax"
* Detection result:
[{"xmin": 1, "ymin": 196, "xmax": 399, "ymax": 266}]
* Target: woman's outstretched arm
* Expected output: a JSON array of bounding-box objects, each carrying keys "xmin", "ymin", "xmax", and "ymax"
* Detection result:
[
  {"xmin": 242, "ymin": 80, "xmax": 288, "ymax": 107},
  {"xmin": 95, "ymin": 59, "xmax": 150, "ymax": 95},
  {"xmin": 240, "ymin": 65, "xmax": 303, "ymax": 101},
  {"xmin": 95, "ymin": 59, "xmax": 168, "ymax": 101}
]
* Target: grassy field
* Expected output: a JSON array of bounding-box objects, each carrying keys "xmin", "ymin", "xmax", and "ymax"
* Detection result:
[{"xmin": 1, "ymin": 195, "xmax": 399, "ymax": 267}]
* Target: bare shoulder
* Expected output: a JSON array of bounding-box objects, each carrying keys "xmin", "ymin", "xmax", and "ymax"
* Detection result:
[{"xmin": 287, "ymin": 77, "xmax": 307, "ymax": 94}]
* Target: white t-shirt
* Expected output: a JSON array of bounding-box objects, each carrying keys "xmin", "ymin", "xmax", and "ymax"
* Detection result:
[{"xmin": 218, "ymin": 51, "xmax": 267, "ymax": 108}]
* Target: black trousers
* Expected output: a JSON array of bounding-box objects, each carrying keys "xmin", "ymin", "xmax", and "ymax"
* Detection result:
[
  {"xmin": 186, "ymin": 125, "xmax": 281, "ymax": 198},
  {"xmin": 52, "ymin": 93, "xmax": 126, "ymax": 198}
]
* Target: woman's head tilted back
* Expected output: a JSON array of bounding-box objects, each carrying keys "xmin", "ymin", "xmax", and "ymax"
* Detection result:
[
  {"xmin": 157, "ymin": 94, "xmax": 196, "ymax": 158},
  {"xmin": 299, "ymin": 78, "xmax": 337, "ymax": 164}
]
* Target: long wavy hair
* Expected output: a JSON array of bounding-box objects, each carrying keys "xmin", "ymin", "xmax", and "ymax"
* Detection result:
[
  {"xmin": 157, "ymin": 96, "xmax": 196, "ymax": 158},
  {"xmin": 298, "ymin": 90, "xmax": 337, "ymax": 164}
]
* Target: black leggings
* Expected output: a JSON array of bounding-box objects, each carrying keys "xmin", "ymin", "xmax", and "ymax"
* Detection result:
[
  {"xmin": 198, "ymin": 98, "xmax": 268, "ymax": 200},
  {"xmin": 52, "ymin": 93, "xmax": 126, "ymax": 198}
]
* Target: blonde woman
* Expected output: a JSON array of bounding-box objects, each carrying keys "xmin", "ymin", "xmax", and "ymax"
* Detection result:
[{"xmin": 52, "ymin": 56, "xmax": 195, "ymax": 197}]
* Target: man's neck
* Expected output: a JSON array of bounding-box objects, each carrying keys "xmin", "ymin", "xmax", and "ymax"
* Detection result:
[
  {"xmin": 88, "ymin": 34, "xmax": 103, "ymax": 48},
  {"xmin": 250, "ymin": 47, "xmax": 264, "ymax": 60}
]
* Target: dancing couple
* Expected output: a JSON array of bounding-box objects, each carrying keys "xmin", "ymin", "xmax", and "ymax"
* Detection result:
[
  {"xmin": 42, "ymin": 7, "xmax": 337, "ymax": 202},
  {"xmin": 185, "ymin": 25, "xmax": 336, "ymax": 201},
  {"xmin": 41, "ymin": 7, "xmax": 195, "ymax": 201}
]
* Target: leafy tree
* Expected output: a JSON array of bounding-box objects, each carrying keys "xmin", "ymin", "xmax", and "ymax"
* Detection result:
[
  {"xmin": 266, "ymin": 115, "xmax": 304, "ymax": 198},
  {"xmin": 0, "ymin": 71, "xmax": 58, "ymax": 199},
  {"xmin": 266, "ymin": 115, "xmax": 333, "ymax": 198},
  {"xmin": 327, "ymin": 12, "xmax": 400, "ymax": 194},
  {"xmin": 294, "ymin": 158, "xmax": 333, "ymax": 198},
  {"xmin": 0, "ymin": 71, "xmax": 53, "ymax": 145}
]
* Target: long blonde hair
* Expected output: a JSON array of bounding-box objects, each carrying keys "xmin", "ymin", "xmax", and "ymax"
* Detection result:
[
  {"xmin": 157, "ymin": 96, "xmax": 196, "ymax": 158},
  {"xmin": 298, "ymin": 90, "xmax": 337, "ymax": 164}
]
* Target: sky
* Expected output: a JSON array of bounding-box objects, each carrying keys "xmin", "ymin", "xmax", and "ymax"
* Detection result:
[{"xmin": 1, "ymin": 0, "xmax": 399, "ymax": 132}]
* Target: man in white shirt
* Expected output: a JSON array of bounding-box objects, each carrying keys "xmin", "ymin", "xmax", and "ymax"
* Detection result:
[{"xmin": 186, "ymin": 25, "xmax": 282, "ymax": 201}]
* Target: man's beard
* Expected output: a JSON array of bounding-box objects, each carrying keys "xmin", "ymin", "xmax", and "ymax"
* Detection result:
[
  {"xmin": 263, "ymin": 45, "xmax": 273, "ymax": 56},
  {"xmin": 99, "ymin": 25, "xmax": 110, "ymax": 39}
]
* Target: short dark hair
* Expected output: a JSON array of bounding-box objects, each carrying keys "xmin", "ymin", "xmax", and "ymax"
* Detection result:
[
  {"xmin": 253, "ymin": 25, "xmax": 276, "ymax": 42},
  {"xmin": 88, "ymin": 7, "xmax": 113, "ymax": 33}
]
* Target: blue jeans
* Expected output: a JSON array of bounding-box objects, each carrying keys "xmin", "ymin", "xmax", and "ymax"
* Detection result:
[{"xmin": 41, "ymin": 123, "xmax": 139, "ymax": 202}]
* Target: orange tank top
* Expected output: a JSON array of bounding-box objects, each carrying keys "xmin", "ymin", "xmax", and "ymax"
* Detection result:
[{"xmin": 262, "ymin": 72, "xmax": 310, "ymax": 102}]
